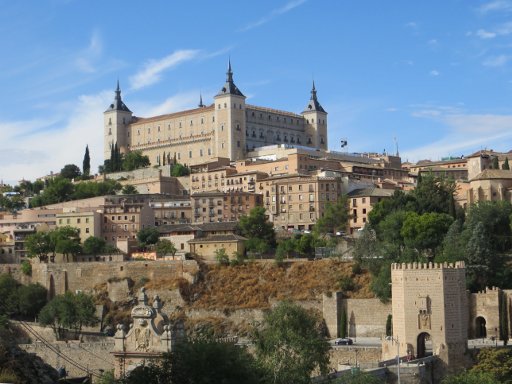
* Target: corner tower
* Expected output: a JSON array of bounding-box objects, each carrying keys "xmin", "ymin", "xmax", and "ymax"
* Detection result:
[
  {"xmin": 213, "ymin": 60, "xmax": 246, "ymax": 160},
  {"xmin": 104, "ymin": 81, "xmax": 133, "ymax": 161},
  {"xmin": 302, "ymin": 82, "xmax": 328, "ymax": 150}
]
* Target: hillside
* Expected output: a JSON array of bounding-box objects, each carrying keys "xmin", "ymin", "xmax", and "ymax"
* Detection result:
[{"xmin": 170, "ymin": 259, "xmax": 373, "ymax": 310}]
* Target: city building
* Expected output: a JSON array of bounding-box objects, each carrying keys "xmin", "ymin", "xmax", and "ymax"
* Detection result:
[
  {"xmin": 347, "ymin": 188, "xmax": 395, "ymax": 234},
  {"xmin": 104, "ymin": 62, "xmax": 328, "ymax": 167},
  {"xmin": 191, "ymin": 191, "xmax": 262, "ymax": 223}
]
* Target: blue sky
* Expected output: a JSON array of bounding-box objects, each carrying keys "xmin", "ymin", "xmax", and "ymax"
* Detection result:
[{"xmin": 2, "ymin": 0, "xmax": 512, "ymax": 184}]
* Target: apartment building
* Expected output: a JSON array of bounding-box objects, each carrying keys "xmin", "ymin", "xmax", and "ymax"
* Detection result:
[
  {"xmin": 149, "ymin": 196, "xmax": 192, "ymax": 226},
  {"xmin": 191, "ymin": 191, "xmax": 262, "ymax": 223},
  {"xmin": 347, "ymin": 188, "xmax": 395, "ymax": 234},
  {"xmin": 56, "ymin": 209, "xmax": 102, "ymax": 243},
  {"xmin": 258, "ymin": 174, "xmax": 343, "ymax": 231}
]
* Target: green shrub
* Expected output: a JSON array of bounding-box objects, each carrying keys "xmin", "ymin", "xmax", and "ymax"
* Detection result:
[
  {"xmin": 338, "ymin": 276, "xmax": 355, "ymax": 292},
  {"xmin": 21, "ymin": 260, "xmax": 32, "ymax": 276}
]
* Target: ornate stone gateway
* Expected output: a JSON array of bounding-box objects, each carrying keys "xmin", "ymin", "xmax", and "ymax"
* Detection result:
[{"xmin": 112, "ymin": 288, "xmax": 181, "ymax": 379}]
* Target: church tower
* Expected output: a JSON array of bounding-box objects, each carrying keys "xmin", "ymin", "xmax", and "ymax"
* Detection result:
[
  {"xmin": 302, "ymin": 82, "xmax": 328, "ymax": 151},
  {"xmin": 104, "ymin": 81, "xmax": 133, "ymax": 161},
  {"xmin": 213, "ymin": 60, "xmax": 246, "ymax": 160}
]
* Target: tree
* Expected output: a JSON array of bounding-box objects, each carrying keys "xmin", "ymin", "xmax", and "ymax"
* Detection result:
[
  {"xmin": 335, "ymin": 371, "xmax": 383, "ymax": 384},
  {"xmin": 82, "ymin": 145, "xmax": 91, "ymax": 177},
  {"xmin": 296, "ymin": 233, "xmax": 315, "ymax": 256},
  {"xmin": 465, "ymin": 222, "xmax": 497, "ymax": 291},
  {"xmin": 492, "ymin": 156, "xmax": 500, "ymax": 170},
  {"xmin": 438, "ymin": 219, "xmax": 465, "ymax": 263},
  {"xmin": 214, "ymin": 248, "xmax": 229, "ymax": 265},
  {"xmin": 400, "ymin": 212, "xmax": 453, "ymax": 261},
  {"xmin": 137, "ymin": 227, "xmax": 160, "ymax": 250},
  {"xmin": 51, "ymin": 226, "xmax": 82, "ymax": 262},
  {"xmin": 121, "ymin": 184, "xmax": 138, "ymax": 194},
  {"xmin": 245, "ymin": 237, "xmax": 271, "ymax": 256},
  {"xmin": 83, "ymin": 236, "xmax": 106, "ymax": 256},
  {"xmin": 155, "ymin": 239, "xmax": 177, "ymax": 257},
  {"xmin": 385, "ymin": 314, "xmax": 392, "ymax": 337},
  {"xmin": 25, "ymin": 231, "xmax": 52, "ymax": 262},
  {"xmin": 252, "ymin": 301, "xmax": 330, "ymax": 384},
  {"xmin": 170, "ymin": 162, "xmax": 191, "ymax": 177},
  {"xmin": 60, "ymin": 164, "xmax": 82, "ymax": 180},
  {"xmin": 17, "ymin": 284, "xmax": 47, "ymax": 319},
  {"xmin": 39, "ymin": 292, "xmax": 98, "ymax": 339},
  {"xmin": 470, "ymin": 347, "xmax": 512, "ymax": 383},
  {"xmin": 123, "ymin": 150, "xmax": 150, "ymax": 171},
  {"xmin": 122, "ymin": 340, "xmax": 264, "ymax": 384},
  {"xmin": 442, "ymin": 371, "xmax": 498, "ymax": 384},
  {"xmin": 503, "ymin": 157, "xmax": 510, "ymax": 170},
  {"xmin": 0, "ymin": 274, "xmax": 21, "ymax": 317},
  {"xmin": 340, "ymin": 309, "xmax": 347, "ymax": 338},
  {"xmin": 238, "ymin": 207, "xmax": 276, "ymax": 247},
  {"xmin": 314, "ymin": 196, "xmax": 350, "ymax": 235},
  {"xmin": 411, "ymin": 173, "xmax": 456, "ymax": 216}
]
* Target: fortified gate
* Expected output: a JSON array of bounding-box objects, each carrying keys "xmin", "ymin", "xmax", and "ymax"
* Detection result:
[{"xmin": 382, "ymin": 262, "xmax": 468, "ymax": 369}]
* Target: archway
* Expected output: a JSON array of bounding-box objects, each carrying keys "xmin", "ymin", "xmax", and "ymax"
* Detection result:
[
  {"xmin": 417, "ymin": 332, "xmax": 433, "ymax": 358},
  {"xmin": 475, "ymin": 316, "xmax": 487, "ymax": 338}
]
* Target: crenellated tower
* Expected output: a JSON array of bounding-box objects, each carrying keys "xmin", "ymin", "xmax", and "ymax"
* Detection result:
[
  {"xmin": 104, "ymin": 81, "xmax": 133, "ymax": 161},
  {"xmin": 302, "ymin": 81, "xmax": 328, "ymax": 150},
  {"xmin": 213, "ymin": 60, "xmax": 246, "ymax": 160}
]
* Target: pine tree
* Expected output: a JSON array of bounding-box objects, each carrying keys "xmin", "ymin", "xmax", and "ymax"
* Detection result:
[
  {"xmin": 503, "ymin": 158, "xmax": 510, "ymax": 170},
  {"xmin": 82, "ymin": 145, "xmax": 91, "ymax": 177}
]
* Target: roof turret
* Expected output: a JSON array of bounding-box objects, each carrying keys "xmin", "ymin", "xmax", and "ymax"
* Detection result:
[
  {"xmin": 303, "ymin": 81, "xmax": 326, "ymax": 113},
  {"xmin": 216, "ymin": 59, "xmax": 245, "ymax": 97},
  {"xmin": 105, "ymin": 81, "xmax": 132, "ymax": 112}
]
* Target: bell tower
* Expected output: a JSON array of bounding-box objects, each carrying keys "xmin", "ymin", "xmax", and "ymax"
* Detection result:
[
  {"xmin": 302, "ymin": 81, "xmax": 328, "ymax": 150},
  {"xmin": 213, "ymin": 60, "xmax": 246, "ymax": 160},
  {"xmin": 104, "ymin": 81, "xmax": 133, "ymax": 161}
]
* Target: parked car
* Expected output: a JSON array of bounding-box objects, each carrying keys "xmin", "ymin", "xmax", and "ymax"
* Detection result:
[{"xmin": 334, "ymin": 338, "xmax": 353, "ymax": 345}]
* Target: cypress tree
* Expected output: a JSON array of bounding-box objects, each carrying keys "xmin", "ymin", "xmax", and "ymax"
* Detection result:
[
  {"xmin": 492, "ymin": 156, "xmax": 499, "ymax": 170},
  {"xmin": 386, "ymin": 314, "xmax": 393, "ymax": 336},
  {"xmin": 109, "ymin": 143, "xmax": 115, "ymax": 172},
  {"xmin": 500, "ymin": 291, "xmax": 509, "ymax": 345},
  {"xmin": 82, "ymin": 145, "xmax": 91, "ymax": 177},
  {"xmin": 162, "ymin": 151, "xmax": 166, "ymax": 166},
  {"xmin": 503, "ymin": 157, "xmax": 510, "ymax": 170},
  {"xmin": 340, "ymin": 309, "xmax": 347, "ymax": 338}
]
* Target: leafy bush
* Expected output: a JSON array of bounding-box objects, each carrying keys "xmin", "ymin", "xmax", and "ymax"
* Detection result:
[{"xmin": 21, "ymin": 260, "xmax": 32, "ymax": 276}]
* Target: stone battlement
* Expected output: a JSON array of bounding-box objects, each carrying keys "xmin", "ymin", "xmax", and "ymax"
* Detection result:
[{"xmin": 391, "ymin": 261, "xmax": 465, "ymax": 270}]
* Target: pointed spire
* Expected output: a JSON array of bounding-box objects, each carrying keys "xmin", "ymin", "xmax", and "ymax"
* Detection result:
[
  {"xmin": 198, "ymin": 93, "xmax": 205, "ymax": 108},
  {"xmin": 106, "ymin": 80, "xmax": 132, "ymax": 113},
  {"xmin": 303, "ymin": 80, "xmax": 326, "ymax": 113},
  {"xmin": 311, "ymin": 80, "xmax": 317, "ymax": 101},
  {"xmin": 216, "ymin": 58, "xmax": 245, "ymax": 97},
  {"xmin": 226, "ymin": 58, "xmax": 233, "ymax": 83}
]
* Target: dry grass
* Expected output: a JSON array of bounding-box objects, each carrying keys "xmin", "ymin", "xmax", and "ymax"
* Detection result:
[{"xmin": 189, "ymin": 259, "xmax": 373, "ymax": 310}]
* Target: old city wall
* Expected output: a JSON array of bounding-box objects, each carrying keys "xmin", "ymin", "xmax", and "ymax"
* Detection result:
[
  {"xmin": 0, "ymin": 261, "xmax": 199, "ymax": 297},
  {"xmin": 469, "ymin": 287, "xmax": 500, "ymax": 339},
  {"xmin": 323, "ymin": 293, "xmax": 391, "ymax": 338},
  {"xmin": 19, "ymin": 341, "xmax": 114, "ymax": 379}
]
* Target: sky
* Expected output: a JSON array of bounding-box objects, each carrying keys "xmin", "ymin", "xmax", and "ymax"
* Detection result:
[{"xmin": 2, "ymin": 0, "xmax": 512, "ymax": 184}]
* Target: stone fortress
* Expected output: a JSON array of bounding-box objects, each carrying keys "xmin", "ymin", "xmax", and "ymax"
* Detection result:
[{"xmin": 104, "ymin": 61, "xmax": 328, "ymax": 167}]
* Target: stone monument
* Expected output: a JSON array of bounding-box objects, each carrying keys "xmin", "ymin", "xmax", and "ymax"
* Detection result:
[{"xmin": 112, "ymin": 288, "xmax": 182, "ymax": 379}]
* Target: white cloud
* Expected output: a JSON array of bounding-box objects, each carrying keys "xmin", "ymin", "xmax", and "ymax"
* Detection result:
[
  {"xmin": 239, "ymin": 0, "xmax": 307, "ymax": 32},
  {"xmin": 429, "ymin": 70, "xmax": 440, "ymax": 77},
  {"xmin": 405, "ymin": 21, "xmax": 417, "ymax": 29},
  {"xmin": 428, "ymin": 39, "xmax": 438, "ymax": 45},
  {"xmin": 403, "ymin": 107, "xmax": 512, "ymax": 161},
  {"xmin": 476, "ymin": 29, "xmax": 497, "ymax": 39},
  {"xmin": 138, "ymin": 91, "xmax": 203, "ymax": 117},
  {"xmin": 0, "ymin": 91, "xmax": 111, "ymax": 185},
  {"xmin": 75, "ymin": 30, "xmax": 103, "ymax": 73},
  {"xmin": 478, "ymin": 0, "xmax": 512, "ymax": 13},
  {"xmin": 129, "ymin": 50, "xmax": 201, "ymax": 90},
  {"xmin": 483, "ymin": 54, "xmax": 510, "ymax": 67}
]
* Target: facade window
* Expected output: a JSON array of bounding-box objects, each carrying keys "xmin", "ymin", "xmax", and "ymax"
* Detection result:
[
  {"xmin": 77, "ymin": 218, "xmax": 81, "ymax": 224},
  {"xmin": 237, "ymin": 141, "xmax": 240, "ymax": 147},
  {"xmin": 85, "ymin": 228, "xmax": 90, "ymax": 233},
  {"xmin": 218, "ymin": 104, "xmax": 221, "ymax": 109},
  {"xmin": 208, "ymin": 148, "xmax": 211, "ymax": 155},
  {"xmin": 189, "ymin": 151, "xmax": 192, "ymax": 158},
  {"xmin": 200, "ymin": 149, "xmax": 203, "ymax": 156}
]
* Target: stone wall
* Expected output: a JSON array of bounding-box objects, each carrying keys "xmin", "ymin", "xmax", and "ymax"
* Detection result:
[
  {"xmin": 24, "ymin": 260, "xmax": 199, "ymax": 296},
  {"xmin": 323, "ymin": 294, "xmax": 392, "ymax": 338},
  {"xmin": 469, "ymin": 287, "xmax": 500, "ymax": 339},
  {"xmin": 20, "ymin": 341, "xmax": 115, "ymax": 379}
]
